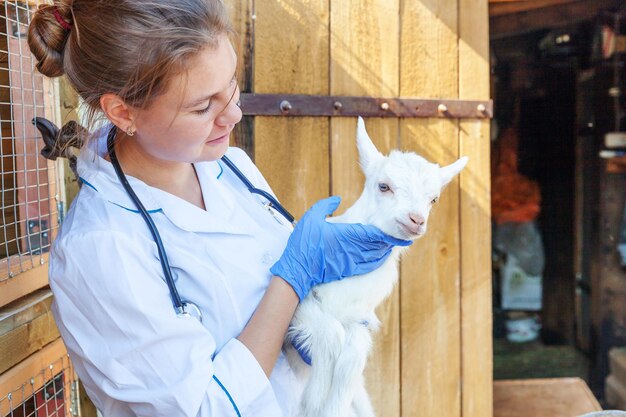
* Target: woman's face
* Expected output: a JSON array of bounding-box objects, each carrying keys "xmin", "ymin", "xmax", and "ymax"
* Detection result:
[{"xmin": 131, "ymin": 34, "xmax": 242, "ymax": 164}]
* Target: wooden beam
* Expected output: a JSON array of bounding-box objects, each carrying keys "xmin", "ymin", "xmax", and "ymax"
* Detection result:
[
  {"xmin": 329, "ymin": 1, "xmax": 400, "ymax": 415},
  {"xmin": 459, "ymin": 0, "xmax": 492, "ymax": 417},
  {"xmin": 490, "ymin": 0, "xmax": 620, "ymax": 39},
  {"xmin": 0, "ymin": 254, "xmax": 49, "ymax": 308},
  {"xmin": 224, "ymin": 0, "xmax": 255, "ymax": 157},
  {"xmin": 400, "ymin": 0, "xmax": 461, "ymax": 415},
  {"xmin": 490, "ymin": 0, "xmax": 578, "ymax": 17},
  {"xmin": 0, "ymin": 307, "xmax": 60, "ymax": 374},
  {"xmin": 254, "ymin": 0, "xmax": 330, "ymax": 219},
  {"xmin": 0, "ymin": 288, "xmax": 52, "ymax": 336}
]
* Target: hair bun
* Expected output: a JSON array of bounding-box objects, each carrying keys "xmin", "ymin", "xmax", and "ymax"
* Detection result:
[{"xmin": 27, "ymin": 4, "xmax": 73, "ymax": 77}]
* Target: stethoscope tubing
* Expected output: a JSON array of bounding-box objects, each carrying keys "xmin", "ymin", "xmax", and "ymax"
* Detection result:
[
  {"xmin": 106, "ymin": 126, "xmax": 295, "ymax": 319},
  {"xmin": 107, "ymin": 127, "xmax": 186, "ymax": 314},
  {"xmin": 219, "ymin": 156, "xmax": 295, "ymax": 225}
]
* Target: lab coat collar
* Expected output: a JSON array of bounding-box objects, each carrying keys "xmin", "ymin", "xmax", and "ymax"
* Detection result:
[{"xmin": 76, "ymin": 125, "xmax": 250, "ymax": 235}]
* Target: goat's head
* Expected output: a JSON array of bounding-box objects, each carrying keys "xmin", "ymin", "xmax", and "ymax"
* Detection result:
[{"xmin": 355, "ymin": 117, "xmax": 468, "ymax": 240}]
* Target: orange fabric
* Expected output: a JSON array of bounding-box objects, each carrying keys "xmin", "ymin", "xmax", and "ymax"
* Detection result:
[{"xmin": 492, "ymin": 128, "xmax": 542, "ymax": 224}]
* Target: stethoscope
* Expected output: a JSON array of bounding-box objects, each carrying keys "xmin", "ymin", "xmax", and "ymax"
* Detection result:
[{"xmin": 106, "ymin": 126, "xmax": 295, "ymax": 322}]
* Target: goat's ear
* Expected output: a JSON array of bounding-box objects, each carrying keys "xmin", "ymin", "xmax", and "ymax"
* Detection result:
[
  {"xmin": 356, "ymin": 117, "xmax": 383, "ymax": 172},
  {"xmin": 440, "ymin": 156, "xmax": 468, "ymax": 186}
]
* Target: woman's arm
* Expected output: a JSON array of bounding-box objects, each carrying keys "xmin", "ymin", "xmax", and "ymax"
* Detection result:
[{"xmin": 237, "ymin": 276, "xmax": 299, "ymax": 376}]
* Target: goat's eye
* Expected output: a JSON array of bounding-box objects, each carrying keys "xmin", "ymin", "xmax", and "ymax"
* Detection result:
[
  {"xmin": 378, "ymin": 183, "xmax": 391, "ymax": 192},
  {"xmin": 431, "ymin": 196, "xmax": 439, "ymax": 204}
]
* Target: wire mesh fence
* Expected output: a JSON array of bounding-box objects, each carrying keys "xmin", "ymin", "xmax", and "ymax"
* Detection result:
[
  {"xmin": 0, "ymin": 349, "xmax": 79, "ymax": 417},
  {"xmin": 0, "ymin": 0, "xmax": 60, "ymax": 285}
]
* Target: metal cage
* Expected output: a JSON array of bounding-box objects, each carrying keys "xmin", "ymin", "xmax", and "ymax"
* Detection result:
[
  {"xmin": 0, "ymin": 0, "xmax": 61, "ymax": 304},
  {"xmin": 0, "ymin": 340, "xmax": 80, "ymax": 417}
]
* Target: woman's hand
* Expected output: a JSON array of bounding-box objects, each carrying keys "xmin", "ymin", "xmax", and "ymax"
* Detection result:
[{"xmin": 270, "ymin": 196, "xmax": 412, "ymax": 301}]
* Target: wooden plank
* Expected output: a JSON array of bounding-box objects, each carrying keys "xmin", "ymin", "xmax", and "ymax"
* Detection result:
[
  {"xmin": 224, "ymin": 0, "xmax": 255, "ymax": 157},
  {"xmin": 489, "ymin": 0, "xmax": 578, "ymax": 17},
  {"xmin": 400, "ymin": 0, "xmax": 460, "ymax": 416},
  {"xmin": 459, "ymin": 1, "xmax": 492, "ymax": 417},
  {"xmin": 0, "ymin": 288, "xmax": 52, "ymax": 336},
  {"xmin": 0, "ymin": 254, "xmax": 49, "ymax": 308},
  {"xmin": 329, "ymin": 1, "xmax": 399, "ymax": 415},
  {"xmin": 43, "ymin": 74, "xmax": 60, "ymax": 245},
  {"xmin": 494, "ymin": 378, "xmax": 602, "ymax": 417},
  {"xmin": 490, "ymin": 0, "xmax": 619, "ymax": 39},
  {"xmin": 253, "ymin": 0, "xmax": 330, "ymax": 218},
  {"xmin": 0, "ymin": 307, "xmax": 60, "ymax": 374}
]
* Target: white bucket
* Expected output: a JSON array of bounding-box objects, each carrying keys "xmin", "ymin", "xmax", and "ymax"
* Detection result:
[{"xmin": 505, "ymin": 316, "xmax": 541, "ymax": 343}]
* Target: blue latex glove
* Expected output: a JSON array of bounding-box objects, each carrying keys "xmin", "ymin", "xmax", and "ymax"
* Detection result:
[
  {"xmin": 291, "ymin": 337, "xmax": 312, "ymax": 366},
  {"xmin": 270, "ymin": 196, "xmax": 412, "ymax": 301}
]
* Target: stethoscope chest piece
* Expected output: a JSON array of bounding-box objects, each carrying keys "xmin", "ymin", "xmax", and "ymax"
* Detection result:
[{"xmin": 178, "ymin": 301, "xmax": 203, "ymax": 322}]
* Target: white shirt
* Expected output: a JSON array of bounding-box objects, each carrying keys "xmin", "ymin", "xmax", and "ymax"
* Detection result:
[{"xmin": 49, "ymin": 127, "xmax": 303, "ymax": 417}]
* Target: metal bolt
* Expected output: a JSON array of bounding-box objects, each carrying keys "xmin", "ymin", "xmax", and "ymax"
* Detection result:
[
  {"xmin": 9, "ymin": 271, "xmax": 14, "ymax": 278},
  {"xmin": 251, "ymin": 14, "xmax": 257, "ymax": 20},
  {"xmin": 438, "ymin": 103, "xmax": 448, "ymax": 113},
  {"xmin": 477, "ymin": 103, "xmax": 486, "ymax": 113},
  {"xmin": 380, "ymin": 102, "xmax": 390, "ymax": 111},
  {"xmin": 333, "ymin": 101, "xmax": 343, "ymax": 110},
  {"xmin": 7, "ymin": 393, "xmax": 11, "ymax": 401},
  {"xmin": 280, "ymin": 100, "xmax": 292, "ymax": 112},
  {"xmin": 30, "ymin": 378, "xmax": 35, "ymax": 385},
  {"xmin": 50, "ymin": 364, "xmax": 54, "ymax": 370},
  {"xmin": 40, "ymin": 258, "xmax": 45, "ymax": 265},
  {"xmin": 55, "ymin": 194, "xmax": 59, "ymax": 201}
]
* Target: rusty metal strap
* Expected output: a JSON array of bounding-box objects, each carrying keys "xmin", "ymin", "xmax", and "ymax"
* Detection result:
[{"xmin": 239, "ymin": 93, "xmax": 493, "ymax": 119}]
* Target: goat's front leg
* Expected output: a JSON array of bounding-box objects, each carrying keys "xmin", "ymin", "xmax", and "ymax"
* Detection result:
[
  {"xmin": 351, "ymin": 373, "xmax": 377, "ymax": 417},
  {"xmin": 297, "ymin": 316, "xmax": 346, "ymax": 417},
  {"xmin": 319, "ymin": 323, "xmax": 372, "ymax": 417}
]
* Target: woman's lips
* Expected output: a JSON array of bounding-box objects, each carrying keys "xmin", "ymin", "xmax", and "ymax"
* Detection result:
[{"xmin": 207, "ymin": 132, "xmax": 229, "ymax": 144}]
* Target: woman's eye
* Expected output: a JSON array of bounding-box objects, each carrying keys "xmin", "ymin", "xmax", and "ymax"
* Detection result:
[
  {"xmin": 431, "ymin": 196, "xmax": 439, "ymax": 204},
  {"xmin": 378, "ymin": 183, "xmax": 390, "ymax": 192},
  {"xmin": 194, "ymin": 102, "xmax": 212, "ymax": 115}
]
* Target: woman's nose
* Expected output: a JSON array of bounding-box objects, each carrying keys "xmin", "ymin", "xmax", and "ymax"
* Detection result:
[{"xmin": 215, "ymin": 98, "xmax": 242, "ymax": 127}]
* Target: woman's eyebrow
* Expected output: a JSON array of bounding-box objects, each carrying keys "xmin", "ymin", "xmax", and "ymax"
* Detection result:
[{"xmin": 183, "ymin": 71, "xmax": 237, "ymax": 109}]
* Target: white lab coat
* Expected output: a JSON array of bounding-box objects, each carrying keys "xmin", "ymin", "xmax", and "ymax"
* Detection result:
[{"xmin": 49, "ymin": 127, "xmax": 303, "ymax": 417}]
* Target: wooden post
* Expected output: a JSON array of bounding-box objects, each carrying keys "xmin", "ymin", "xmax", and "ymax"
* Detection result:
[
  {"xmin": 226, "ymin": 0, "xmax": 255, "ymax": 157},
  {"xmin": 459, "ymin": 0, "xmax": 493, "ymax": 416},
  {"xmin": 329, "ymin": 1, "xmax": 400, "ymax": 415},
  {"xmin": 400, "ymin": 0, "xmax": 462, "ymax": 416}
]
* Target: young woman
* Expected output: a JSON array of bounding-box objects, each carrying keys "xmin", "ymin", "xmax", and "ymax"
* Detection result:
[{"xmin": 27, "ymin": 1, "xmax": 409, "ymax": 416}]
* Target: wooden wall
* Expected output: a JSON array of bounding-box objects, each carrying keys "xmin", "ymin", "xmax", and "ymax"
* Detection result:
[{"xmin": 225, "ymin": 1, "xmax": 492, "ymax": 416}]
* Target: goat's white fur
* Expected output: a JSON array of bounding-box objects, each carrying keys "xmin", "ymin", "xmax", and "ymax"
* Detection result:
[{"xmin": 285, "ymin": 117, "xmax": 467, "ymax": 417}]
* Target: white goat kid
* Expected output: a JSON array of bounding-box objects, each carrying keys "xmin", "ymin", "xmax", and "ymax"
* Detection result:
[{"xmin": 285, "ymin": 117, "xmax": 468, "ymax": 417}]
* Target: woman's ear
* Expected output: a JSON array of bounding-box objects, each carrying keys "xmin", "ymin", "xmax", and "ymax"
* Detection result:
[{"xmin": 99, "ymin": 94, "xmax": 135, "ymax": 132}]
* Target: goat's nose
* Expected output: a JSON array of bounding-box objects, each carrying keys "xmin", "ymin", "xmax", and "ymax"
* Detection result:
[{"xmin": 409, "ymin": 213, "xmax": 425, "ymax": 227}]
